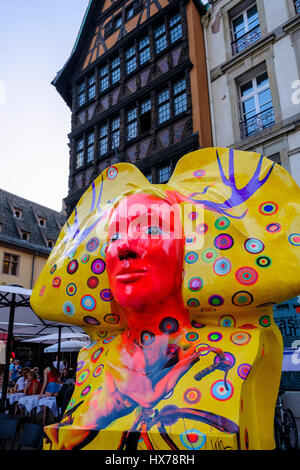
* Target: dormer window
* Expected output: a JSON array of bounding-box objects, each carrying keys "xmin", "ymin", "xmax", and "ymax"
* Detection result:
[
  {"xmin": 38, "ymin": 217, "xmax": 46, "ymax": 228},
  {"xmin": 47, "ymin": 240, "xmax": 54, "ymax": 248},
  {"xmin": 21, "ymin": 231, "xmax": 29, "ymax": 241},
  {"xmin": 13, "ymin": 209, "xmax": 22, "ymax": 219}
]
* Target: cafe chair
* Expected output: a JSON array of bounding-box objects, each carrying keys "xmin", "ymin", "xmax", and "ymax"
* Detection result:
[
  {"xmin": 17, "ymin": 422, "xmax": 44, "ymax": 450},
  {"xmin": 0, "ymin": 419, "xmax": 19, "ymax": 450}
]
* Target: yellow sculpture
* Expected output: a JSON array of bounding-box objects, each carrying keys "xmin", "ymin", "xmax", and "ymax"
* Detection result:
[{"xmin": 31, "ymin": 148, "xmax": 300, "ymax": 450}]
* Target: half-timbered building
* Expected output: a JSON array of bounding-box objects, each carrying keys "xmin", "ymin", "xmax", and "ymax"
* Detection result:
[{"xmin": 53, "ymin": 0, "xmax": 212, "ymax": 215}]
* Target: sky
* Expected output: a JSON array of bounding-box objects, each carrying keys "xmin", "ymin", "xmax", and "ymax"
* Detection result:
[{"xmin": 0, "ymin": 0, "xmax": 90, "ymax": 212}]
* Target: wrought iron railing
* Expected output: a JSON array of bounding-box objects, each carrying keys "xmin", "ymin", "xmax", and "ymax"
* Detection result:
[
  {"xmin": 294, "ymin": 0, "xmax": 300, "ymax": 14},
  {"xmin": 232, "ymin": 25, "xmax": 262, "ymax": 55},
  {"xmin": 240, "ymin": 107, "xmax": 275, "ymax": 139}
]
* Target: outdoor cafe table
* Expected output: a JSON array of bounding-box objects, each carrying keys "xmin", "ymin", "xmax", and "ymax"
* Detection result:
[
  {"xmin": 4, "ymin": 392, "xmax": 25, "ymax": 405},
  {"xmin": 17, "ymin": 395, "xmax": 58, "ymax": 417}
]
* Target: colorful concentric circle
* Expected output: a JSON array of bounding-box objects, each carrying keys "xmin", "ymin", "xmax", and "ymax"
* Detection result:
[
  {"xmin": 188, "ymin": 277, "xmax": 203, "ymax": 292},
  {"xmin": 256, "ymin": 256, "xmax": 272, "ymax": 268},
  {"xmin": 63, "ymin": 301, "xmax": 75, "ymax": 317},
  {"xmin": 214, "ymin": 352, "xmax": 236, "ymax": 368},
  {"xmin": 232, "ymin": 291, "xmax": 253, "ymax": 306},
  {"xmin": 230, "ymin": 331, "xmax": 251, "ymax": 346},
  {"xmin": 196, "ymin": 223, "xmax": 208, "ymax": 234},
  {"xmin": 180, "ymin": 429, "xmax": 206, "ymax": 450},
  {"xmin": 104, "ymin": 314, "xmax": 120, "ymax": 325},
  {"xmin": 208, "ymin": 332, "xmax": 223, "ymax": 342},
  {"xmin": 213, "ymin": 257, "xmax": 232, "ymax": 276},
  {"xmin": 103, "ymin": 335, "xmax": 116, "ymax": 344},
  {"xmin": 259, "ymin": 315, "xmax": 271, "ymax": 328},
  {"xmin": 140, "ymin": 330, "xmax": 155, "ymax": 347},
  {"xmin": 187, "ymin": 298, "xmax": 200, "ymax": 308},
  {"xmin": 218, "ymin": 315, "xmax": 236, "ymax": 327},
  {"xmin": 191, "ymin": 320, "xmax": 205, "ymax": 329},
  {"xmin": 259, "ymin": 201, "xmax": 278, "ymax": 216},
  {"xmin": 91, "ymin": 348, "xmax": 104, "ymax": 363},
  {"xmin": 81, "ymin": 385, "xmax": 91, "ymax": 397},
  {"xmin": 195, "ymin": 343, "xmax": 210, "ymax": 355},
  {"xmin": 185, "ymin": 235, "xmax": 196, "ymax": 245},
  {"xmin": 76, "ymin": 369, "xmax": 90, "ymax": 386},
  {"xmin": 159, "ymin": 317, "xmax": 179, "ymax": 335},
  {"xmin": 66, "ymin": 283, "xmax": 77, "ymax": 296},
  {"xmin": 52, "ymin": 276, "xmax": 61, "ymax": 288},
  {"xmin": 266, "ymin": 223, "xmax": 281, "ymax": 233},
  {"xmin": 81, "ymin": 253, "xmax": 90, "ymax": 264},
  {"xmin": 83, "ymin": 316, "xmax": 100, "ymax": 326},
  {"xmin": 289, "ymin": 234, "xmax": 300, "ymax": 246},
  {"xmin": 244, "ymin": 238, "xmax": 265, "ymax": 254},
  {"xmin": 76, "ymin": 361, "xmax": 85, "ymax": 372},
  {"xmin": 237, "ymin": 364, "xmax": 252, "ymax": 380},
  {"xmin": 186, "ymin": 332, "xmax": 199, "ymax": 342},
  {"xmin": 202, "ymin": 248, "xmax": 217, "ymax": 263},
  {"xmin": 67, "ymin": 259, "xmax": 79, "ymax": 275},
  {"xmin": 87, "ymin": 276, "xmax": 99, "ymax": 289},
  {"xmin": 50, "ymin": 265, "xmax": 57, "ymax": 275},
  {"xmin": 106, "ymin": 166, "xmax": 118, "ymax": 180},
  {"xmin": 91, "ymin": 258, "xmax": 106, "ymax": 275},
  {"xmin": 215, "ymin": 217, "xmax": 230, "ymax": 231},
  {"xmin": 80, "ymin": 295, "xmax": 96, "ymax": 311},
  {"xmin": 193, "ymin": 169, "xmax": 206, "ymax": 178},
  {"xmin": 214, "ymin": 234, "xmax": 234, "ymax": 250},
  {"xmin": 86, "ymin": 237, "xmax": 100, "ymax": 252},
  {"xmin": 185, "ymin": 252, "xmax": 198, "ymax": 264},
  {"xmin": 93, "ymin": 364, "xmax": 104, "ymax": 378},
  {"xmin": 188, "ymin": 212, "xmax": 199, "ymax": 221},
  {"xmin": 211, "ymin": 380, "xmax": 234, "ymax": 401},
  {"xmin": 208, "ymin": 295, "xmax": 224, "ymax": 307},
  {"xmin": 235, "ymin": 267, "xmax": 258, "ymax": 286},
  {"xmin": 100, "ymin": 289, "xmax": 113, "ymax": 302},
  {"xmin": 184, "ymin": 388, "xmax": 201, "ymax": 405}
]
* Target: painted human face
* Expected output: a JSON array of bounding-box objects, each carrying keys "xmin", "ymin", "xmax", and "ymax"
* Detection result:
[{"xmin": 106, "ymin": 193, "xmax": 184, "ymax": 311}]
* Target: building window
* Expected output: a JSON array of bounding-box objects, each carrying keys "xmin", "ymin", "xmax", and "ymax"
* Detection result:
[
  {"xmin": 169, "ymin": 12, "xmax": 183, "ymax": 44},
  {"xmin": 2, "ymin": 253, "xmax": 19, "ymax": 276},
  {"xmin": 111, "ymin": 57, "xmax": 121, "ymax": 84},
  {"xmin": 38, "ymin": 217, "xmax": 46, "ymax": 228},
  {"xmin": 21, "ymin": 231, "xmax": 29, "ymax": 241},
  {"xmin": 239, "ymin": 70, "xmax": 275, "ymax": 139},
  {"xmin": 268, "ymin": 153, "xmax": 281, "ymax": 165},
  {"xmin": 155, "ymin": 24, "xmax": 168, "ymax": 54},
  {"xmin": 87, "ymin": 74, "xmax": 96, "ymax": 100},
  {"xmin": 139, "ymin": 36, "xmax": 151, "ymax": 65},
  {"xmin": 127, "ymin": 108, "xmax": 138, "ymax": 140},
  {"xmin": 125, "ymin": 3, "xmax": 134, "ymax": 21},
  {"xmin": 140, "ymin": 98, "xmax": 152, "ymax": 133},
  {"xmin": 158, "ymin": 88, "xmax": 171, "ymax": 124},
  {"xmin": 99, "ymin": 124, "xmax": 108, "ymax": 156},
  {"xmin": 145, "ymin": 172, "xmax": 153, "ymax": 183},
  {"xmin": 13, "ymin": 209, "xmax": 22, "ymax": 219},
  {"xmin": 87, "ymin": 132, "xmax": 95, "ymax": 163},
  {"xmin": 159, "ymin": 165, "xmax": 171, "ymax": 183},
  {"xmin": 77, "ymin": 81, "xmax": 86, "ymax": 108},
  {"xmin": 114, "ymin": 14, "xmax": 123, "ymax": 30},
  {"xmin": 100, "ymin": 65, "xmax": 109, "ymax": 92},
  {"xmin": 173, "ymin": 79, "xmax": 187, "ymax": 115},
  {"xmin": 125, "ymin": 46, "xmax": 137, "ymax": 75},
  {"xmin": 112, "ymin": 117, "xmax": 121, "ymax": 149},
  {"xmin": 48, "ymin": 240, "xmax": 54, "ymax": 248},
  {"xmin": 231, "ymin": 3, "xmax": 261, "ymax": 55},
  {"xmin": 294, "ymin": 0, "xmax": 300, "ymax": 14},
  {"xmin": 75, "ymin": 138, "xmax": 84, "ymax": 169}
]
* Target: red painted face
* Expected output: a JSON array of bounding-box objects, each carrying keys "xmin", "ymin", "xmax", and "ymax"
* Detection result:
[{"xmin": 106, "ymin": 193, "xmax": 184, "ymax": 312}]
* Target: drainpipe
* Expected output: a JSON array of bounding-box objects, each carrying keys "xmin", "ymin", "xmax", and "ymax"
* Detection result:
[{"xmin": 30, "ymin": 251, "xmax": 37, "ymax": 289}]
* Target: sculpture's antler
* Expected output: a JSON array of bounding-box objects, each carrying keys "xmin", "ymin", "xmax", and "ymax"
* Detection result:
[{"xmin": 188, "ymin": 149, "xmax": 275, "ymax": 219}]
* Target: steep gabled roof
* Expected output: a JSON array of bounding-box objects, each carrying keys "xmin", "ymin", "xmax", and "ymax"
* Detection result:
[{"xmin": 0, "ymin": 189, "xmax": 66, "ymax": 255}]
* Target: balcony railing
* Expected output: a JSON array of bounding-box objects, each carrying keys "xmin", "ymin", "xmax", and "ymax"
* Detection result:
[
  {"xmin": 231, "ymin": 25, "xmax": 262, "ymax": 55},
  {"xmin": 240, "ymin": 107, "xmax": 275, "ymax": 139},
  {"xmin": 294, "ymin": 0, "xmax": 300, "ymax": 14}
]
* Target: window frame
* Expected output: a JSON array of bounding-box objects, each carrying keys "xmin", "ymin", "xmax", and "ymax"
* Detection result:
[
  {"xmin": 2, "ymin": 252, "xmax": 20, "ymax": 276},
  {"xmin": 230, "ymin": 2, "xmax": 261, "ymax": 54}
]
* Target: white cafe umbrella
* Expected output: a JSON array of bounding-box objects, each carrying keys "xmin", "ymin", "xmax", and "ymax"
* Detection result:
[
  {"xmin": 44, "ymin": 340, "xmax": 89, "ymax": 353},
  {"xmin": 21, "ymin": 331, "xmax": 89, "ymax": 344}
]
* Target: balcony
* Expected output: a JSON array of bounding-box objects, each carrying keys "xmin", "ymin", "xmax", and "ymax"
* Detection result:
[
  {"xmin": 294, "ymin": 0, "xmax": 300, "ymax": 14},
  {"xmin": 240, "ymin": 107, "xmax": 275, "ymax": 139},
  {"xmin": 231, "ymin": 25, "xmax": 262, "ymax": 55}
]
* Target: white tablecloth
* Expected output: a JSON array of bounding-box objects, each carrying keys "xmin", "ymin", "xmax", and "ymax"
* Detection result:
[
  {"xmin": 2, "ymin": 392, "xmax": 25, "ymax": 404},
  {"xmin": 17, "ymin": 395, "xmax": 58, "ymax": 416}
]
